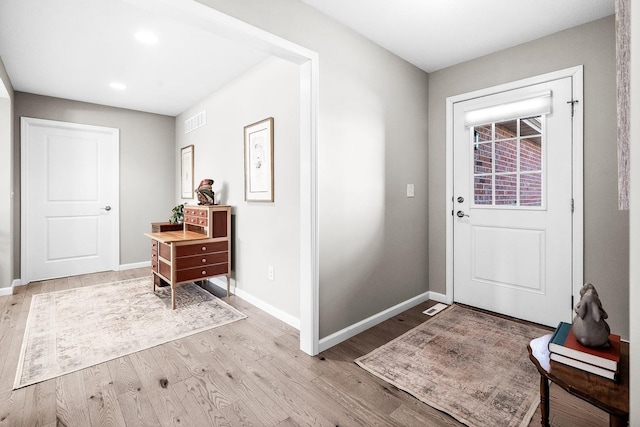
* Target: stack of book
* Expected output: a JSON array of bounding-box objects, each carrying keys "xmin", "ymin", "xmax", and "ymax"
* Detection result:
[{"xmin": 548, "ymin": 321, "xmax": 621, "ymax": 381}]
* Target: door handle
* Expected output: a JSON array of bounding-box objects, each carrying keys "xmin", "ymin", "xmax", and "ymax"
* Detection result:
[
  {"xmin": 456, "ymin": 210, "xmax": 469, "ymax": 218},
  {"xmin": 101, "ymin": 205, "xmax": 112, "ymax": 211}
]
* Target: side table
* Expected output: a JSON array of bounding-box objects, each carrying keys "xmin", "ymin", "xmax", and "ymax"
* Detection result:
[{"xmin": 527, "ymin": 341, "xmax": 629, "ymax": 427}]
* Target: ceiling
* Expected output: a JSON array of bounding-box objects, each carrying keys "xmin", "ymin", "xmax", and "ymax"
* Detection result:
[
  {"xmin": 0, "ymin": 0, "xmax": 270, "ymax": 116},
  {"xmin": 0, "ymin": 0, "xmax": 615, "ymax": 117},
  {"xmin": 301, "ymin": 0, "xmax": 615, "ymax": 72}
]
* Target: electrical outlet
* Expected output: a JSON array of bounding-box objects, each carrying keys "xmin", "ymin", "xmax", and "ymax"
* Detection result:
[{"xmin": 268, "ymin": 266, "xmax": 274, "ymax": 281}]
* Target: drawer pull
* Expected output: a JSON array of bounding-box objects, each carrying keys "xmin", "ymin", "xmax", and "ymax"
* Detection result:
[
  {"xmin": 201, "ymin": 270, "xmax": 207, "ymax": 275},
  {"xmin": 202, "ymin": 258, "xmax": 207, "ymax": 263},
  {"xmin": 201, "ymin": 246, "xmax": 207, "ymax": 251}
]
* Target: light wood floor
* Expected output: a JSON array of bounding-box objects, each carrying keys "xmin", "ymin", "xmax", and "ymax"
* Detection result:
[{"xmin": 0, "ymin": 268, "xmax": 608, "ymax": 426}]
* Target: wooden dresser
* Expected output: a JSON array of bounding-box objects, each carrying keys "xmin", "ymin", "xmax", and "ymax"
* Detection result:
[{"xmin": 145, "ymin": 205, "xmax": 231, "ymax": 309}]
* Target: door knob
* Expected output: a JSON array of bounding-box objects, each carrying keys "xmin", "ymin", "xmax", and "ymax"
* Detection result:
[
  {"xmin": 456, "ymin": 210, "xmax": 469, "ymax": 218},
  {"xmin": 101, "ymin": 205, "xmax": 112, "ymax": 211}
]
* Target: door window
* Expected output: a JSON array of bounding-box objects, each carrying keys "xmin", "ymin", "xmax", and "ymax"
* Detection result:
[{"xmin": 472, "ymin": 115, "xmax": 544, "ymax": 208}]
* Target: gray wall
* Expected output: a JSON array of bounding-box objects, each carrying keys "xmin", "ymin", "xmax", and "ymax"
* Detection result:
[
  {"xmin": 176, "ymin": 57, "xmax": 301, "ymax": 319},
  {"xmin": 0, "ymin": 57, "xmax": 14, "ymax": 289},
  {"xmin": 196, "ymin": 0, "xmax": 431, "ymax": 338},
  {"xmin": 428, "ymin": 16, "xmax": 629, "ymax": 339},
  {"xmin": 13, "ymin": 93, "xmax": 176, "ymax": 272}
]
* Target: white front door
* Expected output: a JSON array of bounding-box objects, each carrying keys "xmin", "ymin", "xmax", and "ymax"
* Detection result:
[
  {"xmin": 21, "ymin": 117, "xmax": 119, "ymax": 284},
  {"xmin": 453, "ymin": 75, "xmax": 577, "ymax": 327}
]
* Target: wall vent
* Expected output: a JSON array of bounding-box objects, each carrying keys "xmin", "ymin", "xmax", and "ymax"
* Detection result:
[{"xmin": 184, "ymin": 111, "xmax": 206, "ymax": 134}]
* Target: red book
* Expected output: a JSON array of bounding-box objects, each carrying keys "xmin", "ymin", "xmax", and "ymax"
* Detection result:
[{"xmin": 548, "ymin": 321, "xmax": 620, "ymax": 371}]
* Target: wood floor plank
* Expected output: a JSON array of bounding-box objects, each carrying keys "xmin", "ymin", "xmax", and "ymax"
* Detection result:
[
  {"xmin": 128, "ymin": 350, "xmax": 196, "ymax": 426},
  {"xmin": 107, "ymin": 356, "xmax": 160, "ymax": 427},
  {"xmin": 172, "ymin": 375, "xmax": 233, "ymax": 426},
  {"xmin": 83, "ymin": 363, "xmax": 127, "ymax": 427},
  {"xmin": 56, "ymin": 371, "xmax": 91, "ymax": 427},
  {"xmin": 19, "ymin": 380, "xmax": 57, "ymax": 427}
]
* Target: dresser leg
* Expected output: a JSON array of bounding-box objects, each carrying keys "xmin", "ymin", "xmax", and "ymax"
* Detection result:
[
  {"xmin": 610, "ymin": 414, "xmax": 628, "ymax": 427},
  {"xmin": 226, "ymin": 275, "xmax": 230, "ymax": 299},
  {"xmin": 540, "ymin": 375, "xmax": 550, "ymax": 427},
  {"xmin": 171, "ymin": 284, "xmax": 176, "ymax": 310}
]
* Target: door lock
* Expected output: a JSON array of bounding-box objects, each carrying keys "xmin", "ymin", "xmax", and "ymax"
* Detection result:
[
  {"xmin": 456, "ymin": 210, "xmax": 469, "ymax": 218},
  {"xmin": 457, "ymin": 196, "xmax": 464, "ymax": 203},
  {"xmin": 101, "ymin": 205, "xmax": 112, "ymax": 211}
]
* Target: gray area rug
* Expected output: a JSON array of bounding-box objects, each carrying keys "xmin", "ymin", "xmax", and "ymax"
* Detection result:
[
  {"xmin": 356, "ymin": 304, "xmax": 547, "ymax": 427},
  {"xmin": 14, "ymin": 276, "xmax": 246, "ymax": 389}
]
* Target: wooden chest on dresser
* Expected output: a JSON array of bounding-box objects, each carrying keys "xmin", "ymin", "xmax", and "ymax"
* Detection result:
[{"xmin": 146, "ymin": 205, "xmax": 231, "ymax": 309}]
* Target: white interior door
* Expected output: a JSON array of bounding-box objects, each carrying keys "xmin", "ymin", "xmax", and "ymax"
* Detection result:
[
  {"xmin": 21, "ymin": 117, "xmax": 119, "ymax": 284},
  {"xmin": 453, "ymin": 76, "xmax": 576, "ymax": 327}
]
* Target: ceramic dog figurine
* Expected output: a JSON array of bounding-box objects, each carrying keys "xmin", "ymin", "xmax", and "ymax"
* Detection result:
[{"xmin": 572, "ymin": 283, "xmax": 611, "ymax": 347}]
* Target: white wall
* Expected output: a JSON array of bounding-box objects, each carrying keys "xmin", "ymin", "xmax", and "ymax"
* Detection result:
[
  {"xmin": 0, "ymin": 57, "xmax": 13, "ymax": 290},
  {"xmin": 196, "ymin": 0, "xmax": 431, "ymax": 339},
  {"xmin": 175, "ymin": 57, "xmax": 300, "ymax": 320}
]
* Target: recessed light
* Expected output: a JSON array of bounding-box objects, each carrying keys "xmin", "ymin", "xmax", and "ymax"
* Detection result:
[
  {"xmin": 110, "ymin": 82, "xmax": 127, "ymax": 91},
  {"xmin": 135, "ymin": 30, "xmax": 158, "ymax": 45}
]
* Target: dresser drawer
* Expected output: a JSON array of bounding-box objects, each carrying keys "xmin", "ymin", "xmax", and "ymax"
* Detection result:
[
  {"xmin": 176, "ymin": 252, "xmax": 228, "ymax": 269},
  {"xmin": 176, "ymin": 241, "xmax": 228, "ymax": 257},
  {"xmin": 176, "ymin": 263, "xmax": 228, "ymax": 282},
  {"xmin": 159, "ymin": 260, "xmax": 171, "ymax": 279},
  {"xmin": 159, "ymin": 242, "xmax": 171, "ymax": 259},
  {"xmin": 184, "ymin": 214, "xmax": 207, "ymax": 226}
]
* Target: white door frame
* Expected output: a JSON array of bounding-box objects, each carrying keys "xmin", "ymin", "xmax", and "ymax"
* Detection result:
[
  {"xmin": 132, "ymin": 0, "xmax": 320, "ymax": 355},
  {"xmin": 445, "ymin": 66, "xmax": 584, "ymax": 311},
  {"xmin": 21, "ymin": 117, "xmax": 120, "ymax": 284}
]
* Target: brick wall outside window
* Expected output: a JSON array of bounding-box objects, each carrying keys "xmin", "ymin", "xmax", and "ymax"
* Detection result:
[{"xmin": 473, "ymin": 119, "xmax": 542, "ymax": 206}]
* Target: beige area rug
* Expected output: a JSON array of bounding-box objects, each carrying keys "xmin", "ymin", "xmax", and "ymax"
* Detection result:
[
  {"xmin": 355, "ymin": 304, "xmax": 548, "ymax": 427},
  {"xmin": 14, "ymin": 276, "xmax": 246, "ymax": 389}
]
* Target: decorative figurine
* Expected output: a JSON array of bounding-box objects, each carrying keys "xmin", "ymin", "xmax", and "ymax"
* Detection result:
[
  {"xmin": 195, "ymin": 179, "xmax": 215, "ymax": 205},
  {"xmin": 572, "ymin": 283, "xmax": 611, "ymax": 347}
]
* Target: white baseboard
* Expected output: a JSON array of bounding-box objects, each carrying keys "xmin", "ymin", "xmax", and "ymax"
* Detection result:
[
  {"xmin": 318, "ymin": 291, "xmax": 433, "ymax": 353},
  {"xmin": 1, "ymin": 278, "xmax": 24, "ymax": 294},
  {"xmin": 208, "ymin": 277, "xmax": 300, "ymax": 330},
  {"xmin": 427, "ymin": 290, "xmax": 449, "ymax": 304},
  {"xmin": 120, "ymin": 261, "xmax": 151, "ymax": 271}
]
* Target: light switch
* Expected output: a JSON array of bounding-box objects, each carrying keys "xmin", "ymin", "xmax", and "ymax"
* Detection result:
[{"xmin": 407, "ymin": 184, "xmax": 415, "ymax": 198}]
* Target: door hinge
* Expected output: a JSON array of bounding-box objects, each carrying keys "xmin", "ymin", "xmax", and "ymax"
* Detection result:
[
  {"xmin": 567, "ymin": 99, "xmax": 579, "ymax": 118},
  {"xmin": 571, "ymin": 198, "xmax": 575, "ymax": 213},
  {"xmin": 571, "ymin": 295, "xmax": 574, "ymax": 310}
]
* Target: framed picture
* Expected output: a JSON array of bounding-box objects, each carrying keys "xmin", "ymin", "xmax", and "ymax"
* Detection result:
[
  {"xmin": 181, "ymin": 145, "xmax": 194, "ymax": 199},
  {"xmin": 244, "ymin": 117, "xmax": 274, "ymax": 202}
]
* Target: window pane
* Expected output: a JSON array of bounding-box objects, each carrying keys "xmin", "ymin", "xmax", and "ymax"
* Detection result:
[
  {"xmin": 495, "ymin": 120, "xmax": 517, "ymax": 140},
  {"xmin": 495, "ymin": 139, "xmax": 517, "ymax": 173},
  {"xmin": 474, "ymin": 124, "xmax": 492, "ymax": 142},
  {"xmin": 474, "ymin": 175, "xmax": 492, "ymax": 205},
  {"xmin": 521, "ymin": 136, "xmax": 542, "ymax": 171},
  {"xmin": 520, "ymin": 116, "xmax": 542, "ymax": 136},
  {"xmin": 495, "ymin": 174, "xmax": 517, "ymax": 205},
  {"xmin": 520, "ymin": 173, "xmax": 542, "ymax": 206},
  {"xmin": 474, "ymin": 142, "xmax": 492, "ymax": 174}
]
